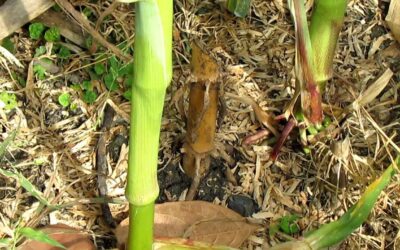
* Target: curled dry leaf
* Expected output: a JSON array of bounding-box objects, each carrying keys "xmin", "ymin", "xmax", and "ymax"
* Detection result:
[
  {"xmin": 115, "ymin": 201, "xmax": 260, "ymax": 249},
  {"xmin": 18, "ymin": 224, "xmax": 95, "ymax": 250},
  {"xmin": 352, "ymin": 68, "xmax": 393, "ymax": 109}
]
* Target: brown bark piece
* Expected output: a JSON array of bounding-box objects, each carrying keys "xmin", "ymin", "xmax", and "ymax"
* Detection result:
[
  {"xmin": 183, "ymin": 43, "xmax": 219, "ymax": 199},
  {"xmin": 386, "ymin": 0, "xmax": 400, "ymax": 43},
  {"xmin": 0, "ymin": 0, "xmax": 54, "ymax": 41}
]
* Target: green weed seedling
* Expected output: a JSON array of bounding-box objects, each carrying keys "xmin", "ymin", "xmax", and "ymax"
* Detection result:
[
  {"xmin": 0, "ymin": 92, "xmax": 17, "ymax": 110},
  {"xmin": 33, "ymin": 64, "xmax": 46, "ymax": 80},
  {"xmin": 29, "ymin": 23, "xmax": 45, "ymax": 40},
  {"xmin": 58, "ymin": 93, "xmax": 71, "ymax": 108},
  {"xmin": 81, "ymin": 80, "xmax": 98, "ymax": 104},
  {"xmin": 44, "ymin": 27, "xmax": 61, "ymax": 43}
]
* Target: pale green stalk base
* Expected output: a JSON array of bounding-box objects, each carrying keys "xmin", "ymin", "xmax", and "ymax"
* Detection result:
[
  {"xmin": 309, "ymin": 0, "xmax": 347, "ymax": 89},
  {"xmin": 128, "ymin": 203, "xmax": 155, "ymax": 250},
  {"xmin": 126, "ymin": 0, "xmax": 172, "ymax": 249}
]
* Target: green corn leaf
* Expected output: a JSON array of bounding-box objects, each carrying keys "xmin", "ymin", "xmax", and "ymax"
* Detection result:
[
  {"xmin": 304, "ymin": 156, "xmax": 399, "ymax": 249},
  {"xmin": 18, "ymin": 227, "xmax": 66, "ymax": 249}
]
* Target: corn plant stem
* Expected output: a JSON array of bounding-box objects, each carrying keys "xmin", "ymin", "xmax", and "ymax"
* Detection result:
[
  {"xmin": 128, "ymin": 203, "xmax": 155, "ymax": 250},
  {"xmin": 126, "ymin": 0, "xmax": 172, "ymax": 249},
  {"xmin": 309, "ymin": 0, "xmax": 347, "ymax": 89}
]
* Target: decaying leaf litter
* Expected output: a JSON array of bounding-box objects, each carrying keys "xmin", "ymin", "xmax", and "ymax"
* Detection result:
[{"xmin": 0, "ymin": 0, "xmax": 399, "ymax": 249}]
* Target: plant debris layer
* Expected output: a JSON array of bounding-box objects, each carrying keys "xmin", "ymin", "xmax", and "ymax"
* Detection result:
[{"xmin": 0, "ymin": 0, "xmax": 399, "ymax": 249}]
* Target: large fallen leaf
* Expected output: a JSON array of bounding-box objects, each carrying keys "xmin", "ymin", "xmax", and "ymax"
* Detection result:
[
  {"xmin": 116, "ymin": 201, "xmax": 259, "ymax": 249},
  {"xmin": 154, "ymin": 238, "xmax": 237, "ymax": 250},
  {"xmin": 18, "ymin": 224, "xmax": 95, "ymax": 250}
]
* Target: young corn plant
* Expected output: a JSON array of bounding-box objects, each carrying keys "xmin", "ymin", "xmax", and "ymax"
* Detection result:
[
  {"xmin": 271, "ymin": 0, "xmax": 347, "ymax": 160},
  {"xmin": 123, "ymin": 0, "xmax": 173, "ymax": 249}
]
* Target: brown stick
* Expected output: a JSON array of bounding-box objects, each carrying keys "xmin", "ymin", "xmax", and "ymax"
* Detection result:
[
  {"xmin": 55, "ymin": 0, "xmax": 131, "ymax": 62},
  {"xmin": 96, "ymin": 104, "xmax": 116, "ymax": 228},
  {"xmin": 270, "ymin": 119, "xmax": 297, "ymax": 161}
]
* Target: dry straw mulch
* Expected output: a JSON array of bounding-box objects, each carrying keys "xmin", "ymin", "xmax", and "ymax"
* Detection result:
[{"xmin": 0, "ymin": 0, "xmax": 399, "ymax": 249}]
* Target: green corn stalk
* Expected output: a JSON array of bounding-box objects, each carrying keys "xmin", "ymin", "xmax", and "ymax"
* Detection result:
[
  {"xmin": 289, "ymin": 0, "xmax": 347, "ymax": 125},
  {"xmin": 309, "ymin": 0, "xmax": 347, "ymax": 90},
  {"xmin": 124, "ymin": 0, "xmax": 173, "ymax": 249},
  {"xmin": 270, "ymin": 156, "xmax": 399, "ymax": 250}
]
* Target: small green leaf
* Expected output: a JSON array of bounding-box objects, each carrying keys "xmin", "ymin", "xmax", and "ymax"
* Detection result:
[
  {"xmin": 29, "ymin": 23, "xmax": 45, "ymax": 40},
  {"xmin": 83, "ymin": 90, "xmax": 97, "ymax": 104},
  {"xmin": 58, "ymin": 46, "xmax": 71, "ymax": 59},
  {"xmin": 123, "ymin": 89, "xmax": 131, "ymax": 101},
  {"xmin": 104, "ymin": 73, "xmax": 118, "ymax": 91},
  {"xmin": 34, "ymin": 46, "xmax": 47, "ymax": 57},
  {"xmin": 108, "ymin": 56, "xmax": 119, "ymax": 72},
  {"xmin": 70, "ymin": 102, "xmax": 78, "ymax": 111},
  {"xmin": 83, "ymin": 7, "xmax": 93, "ymax": 17},
  {"xmin": 323, "ymin": 116, "xmax": 332, "ymax": 128},
  {"xmin": 226, "ymin": 0, "xmax": 251, "ymax": 18},
  {"xmin": 52, "ymin": 4, "xmax": 62, "ymax": 12},
  {"xmin": 82, "ymin": 80, "xmax": 93, "ymax": 91},
  {"xmin": 71, "ymin": 84, "xmax": 81, "ymax": 91},
  {"xmin": 307, "ymin": 126, "xmax": 318, "ymax": 135},
  {"xmin": 18, "ymin": 227, "xmax": 66, "ymax": 249},
  {"xmin": 279, "ymin": 215, "xmax": 300, "ymax": 234},
  {"xmin": 94, "ymin": 63, "xmax": 105, "ymax": 75},
  {"xmin": 33, "ymin": 157, "xmax": 47, "ymax": 166},
  {"xmin": 58, "ymin": 93, "xmax": 71, "ymax": 108},
  {"xmin": 44, "ymin": 27, "xmax": 60, "ymax": 42},
  {"xmin": 119, "ymin": 62, "xmax": 134, "ymax": 77},
  {"xmin": 2, "ymin": 37, "xmax": 15, "ymax": 54},
  {"xmin": 33, "ymin": 64, "xmax": 46, "ymax": 80},
  {"xmin": 0, "ymin": 92, "xmax": 17, "ymax": 110}
]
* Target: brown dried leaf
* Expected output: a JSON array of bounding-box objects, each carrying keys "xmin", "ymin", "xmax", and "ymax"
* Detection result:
[
  {"xmin": 116, "ymin": 201, "xmax": 260, "ymax": 248},
  {"xmin": 18, "ymin": 224, "xmax": 95, "ymax": 250},
  {"xmin": 225, "ymin": 92, "xmax": 278, "ymax": 136},
  {"xmin": 353, "ymin": 68, "xmax": 393, "ymax": 109}
]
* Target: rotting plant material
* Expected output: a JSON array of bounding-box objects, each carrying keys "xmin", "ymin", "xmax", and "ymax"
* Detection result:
[{"xmin": 183, "ymin": 43, "xmax": 219, "ymax": 201}]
